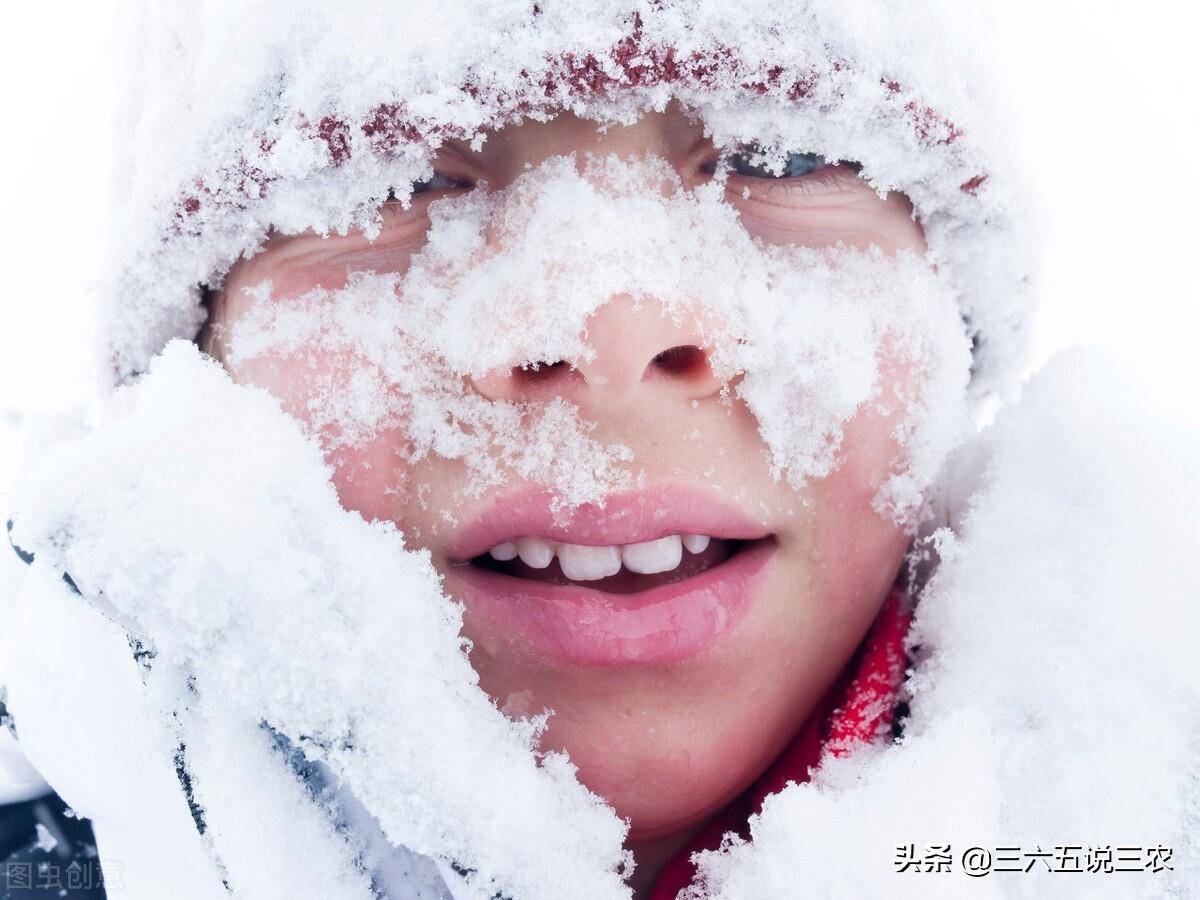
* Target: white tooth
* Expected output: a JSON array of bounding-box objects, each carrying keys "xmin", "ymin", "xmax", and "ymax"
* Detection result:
[
  {"xmin": 489, "ymin": 541, "xmax": 518, "ymax": 561},
  {"xmin": 516, "ymin": 536, "xmax": 555, "ymax": 569},
  {"xmin": 558, "ymin": 543, "xmax": 621, "ymax": 581},
  {"xmin": 682, "ymin": 534, "xmax": 711, "ymax": 554},
  {"xmin": 622, "ymin": 535, "xmax": 683, "ymax": 575}
]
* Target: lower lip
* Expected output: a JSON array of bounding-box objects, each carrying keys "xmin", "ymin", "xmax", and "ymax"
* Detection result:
[{"xmin": 445, "ymin": 541, "xmax": 776, "ymax": 667}]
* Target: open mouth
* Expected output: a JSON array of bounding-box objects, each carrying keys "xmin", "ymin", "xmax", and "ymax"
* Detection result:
[
  {"xmin": 443, "ymin": 486, "xmax": 779, "ymax": 666},
  {"xmin": 467, "ymin": 535, "xmax": 762, "ymax": 594}
]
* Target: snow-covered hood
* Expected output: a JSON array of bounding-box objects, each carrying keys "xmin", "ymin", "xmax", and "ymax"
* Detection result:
[{"xmin": 106, "ymin": 0, "xmax": 1033, "ymax": 398}]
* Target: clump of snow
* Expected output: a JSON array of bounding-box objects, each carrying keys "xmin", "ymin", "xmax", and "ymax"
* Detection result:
[
  {"xmin": 8, "ymin": 342, "xmax": 632, "ymax": 900},
  {"xmin": 33, "ymin": 822, "xmax": 58, "ymax": 853},
  {"xmin": 223, "ymin": 271, "xmax": 635, "ymax": 513},
  {"xmin": 687, "ymin": 348, "xmax": 1200, "ymax": 899},
  {"xmin": 227, "ymin": 156, "xmax": 971, "ymax": 517}
]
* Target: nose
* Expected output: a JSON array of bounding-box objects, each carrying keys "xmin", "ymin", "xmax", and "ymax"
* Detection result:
[{"xmin": 469, "ymin": 296, "xmax": 725, "ymax": 408}]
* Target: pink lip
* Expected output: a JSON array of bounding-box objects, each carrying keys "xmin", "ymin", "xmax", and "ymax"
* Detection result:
[
  {"xmin": 446, "ymin": 485, "xmax": 772, "ymax": 560},
  {"xmin": 442, "ymin": 486, "xmax": 776, "ymax": 667}
]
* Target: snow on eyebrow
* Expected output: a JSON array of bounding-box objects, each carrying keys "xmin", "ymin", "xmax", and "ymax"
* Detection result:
[
  {"xmin": 227, "ymin": 155, "xmax": 972, "ymax": 519},
  {"xmin": 8, "ymin": 342, "xmax": 633, "ymax": 900}
]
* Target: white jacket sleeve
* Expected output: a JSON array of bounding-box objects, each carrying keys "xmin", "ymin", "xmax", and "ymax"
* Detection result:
[
  {"xmin": 0, "ymin": 560, "xmax": 230, "ymax": 900},
  {"xmin": 0, "ymin": 536, "xmax": 51, "ymax": 804}
]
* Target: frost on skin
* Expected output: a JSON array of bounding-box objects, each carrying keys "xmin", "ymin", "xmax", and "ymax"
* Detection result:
[
  {"xmin": 9, "ymin": 343, "xmax": 632, "ymax": 900},
  {"xmin": 225, "ymin": 273, "xmax": 635, "ymax": 513},
  {"xmin": 228, "ymin": 157, "xmax": 971, "ymax": 519},
  {"xmin": 687, "ymin": 351, "xmax": 1200, "ymax": 900}
]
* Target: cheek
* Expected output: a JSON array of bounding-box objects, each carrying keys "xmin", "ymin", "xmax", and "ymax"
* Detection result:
[
  {"xmin": 805, "ymin": 357, "xmax": 917, "ymax": 606},
  {"xmin": 326, "ymin": 429, "xmax": 412, "ymax": 523},
  {"xmin": 224, "ymin": 215, "xmax": 433, "ymax": 305},
  {"xmin": 267, "ymin": 240, "xmax": 422, "ymax": 300},
  {"xmin": 222, "ymin": 348, "xmax": 416, "ymax": 522},
  {"xmin": 222, "ymin": 348, "xmax": 339, "ymax": 429},
  {"xmin": 734, "ymin": 189, "xmax": 927, "ymax": 254}
]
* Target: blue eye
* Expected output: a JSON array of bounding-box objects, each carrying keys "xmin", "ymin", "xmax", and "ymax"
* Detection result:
[
  {"xmin": 385, "ymin": 173, "xmax": 471, "ymax": 203},
  {"xmin": 411, "ymin": 172, "xmax": 471, "ymax": 195},
  {"xmin": 727, "ymin": 148, "xmax": 832, "ymax": 179}
]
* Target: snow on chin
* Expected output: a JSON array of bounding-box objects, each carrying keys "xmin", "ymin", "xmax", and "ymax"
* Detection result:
[
  {"xmin": 9, "ymin": 341, "xmax": 632, "ymax": 900},
  {"xmin": 228, "ymin": 155, "xmax": 972, "ymax": 520}
]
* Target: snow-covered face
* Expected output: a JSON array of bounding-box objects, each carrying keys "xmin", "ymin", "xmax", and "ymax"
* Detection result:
[{"xmin": 206, "ymin": 106, "xmax": 962, "ymax": 848}]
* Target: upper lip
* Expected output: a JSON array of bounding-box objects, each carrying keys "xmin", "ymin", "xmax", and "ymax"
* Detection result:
[{"xmin": 446, "ymin": 484, "xmax": 774, "ymax": 562}]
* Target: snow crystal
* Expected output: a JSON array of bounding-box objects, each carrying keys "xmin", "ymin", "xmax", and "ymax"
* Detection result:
[
  {"xmin": 8, "ymin": 342, "xmax": 631, "ymax": 900},
  {"xmin": 687, "ymin": 348, "xmax": 1200, "ymax": 899},
  {"xmin": 225, "ymin": 156, "xmax": 971, "ymax": 518}
]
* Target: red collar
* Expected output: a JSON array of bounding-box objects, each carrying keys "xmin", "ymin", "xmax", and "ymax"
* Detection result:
[{"xmin": 649, "ymin": 588, "xmax": 912, "ymax": 899}]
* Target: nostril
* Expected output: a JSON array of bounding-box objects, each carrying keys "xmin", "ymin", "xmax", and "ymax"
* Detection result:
[
  {"xmin": 648, "ymin": 345, "xmax": 708, "ymax": 379},
  {"xmin": 515, "ymin": 359, "xmax": 578, "ymax": 383},
  {"xmin": 471, "ymin": 359, "xmax": 583, "ymax": 402}
]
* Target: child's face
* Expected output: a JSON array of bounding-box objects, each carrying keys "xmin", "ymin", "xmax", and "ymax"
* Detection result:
[{"xmin": 208, "ymin": 106, "xmax": 927, "ymax": 845}]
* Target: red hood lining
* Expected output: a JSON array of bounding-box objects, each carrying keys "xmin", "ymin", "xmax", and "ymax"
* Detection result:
[{"xmin": 170, "ymin": 22, "xmax": 983, "ymax": 237}]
